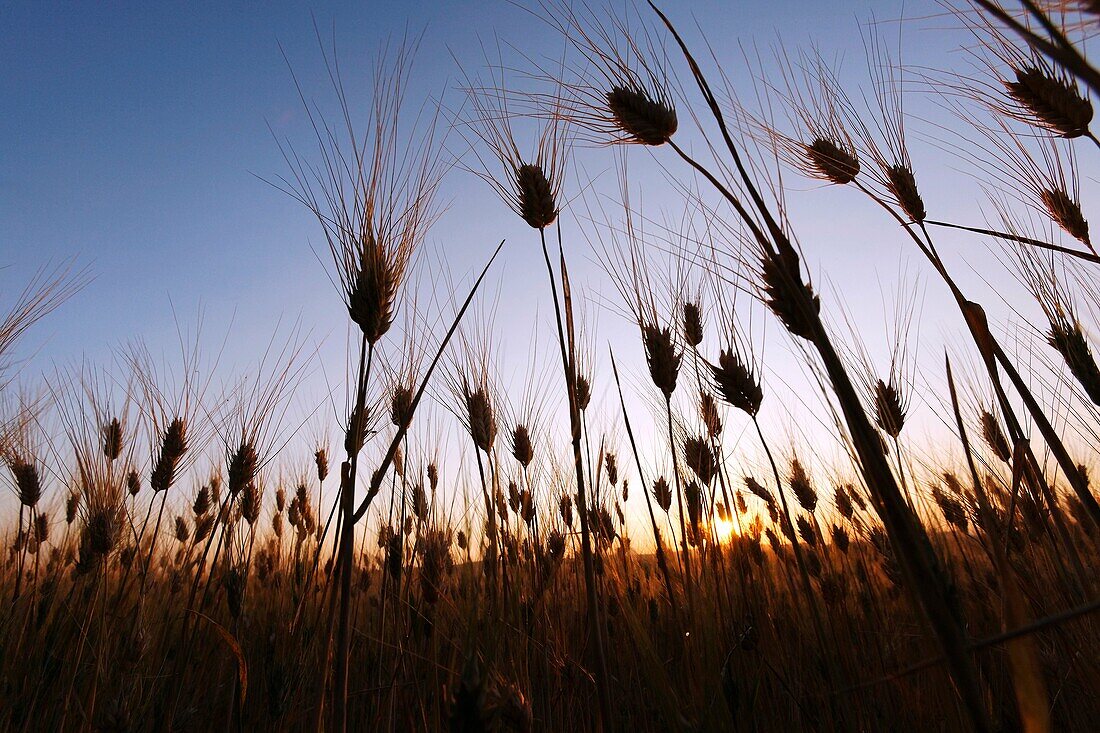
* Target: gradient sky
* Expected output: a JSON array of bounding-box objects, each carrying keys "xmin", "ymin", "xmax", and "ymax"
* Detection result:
[
  {"xmin": 3, "ymin": 0, "xmax": 927, "ymax": 357},
  {"xmin": 3, "ymin": 1, "xmax": 1078, "ymax": 521}
]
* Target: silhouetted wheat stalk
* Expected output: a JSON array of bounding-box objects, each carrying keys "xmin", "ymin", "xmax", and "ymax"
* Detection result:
[{"xmin": 6, "ymin": 3, "xmax": 1100, "ymax": 732}]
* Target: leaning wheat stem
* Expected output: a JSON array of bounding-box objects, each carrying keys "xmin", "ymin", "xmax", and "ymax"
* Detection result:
[
  {"xmin": 647, "ymin": 4, "xmax": 994, "ymax": 727},
  {"xmin": 539, "ymin": 224, "xmax": 614, "ymax": 732}
]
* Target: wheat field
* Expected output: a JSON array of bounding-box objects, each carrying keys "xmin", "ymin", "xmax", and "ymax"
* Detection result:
[{"xmin": 3, "ymin": 1, "xmax": 1100, "ymax": 731}]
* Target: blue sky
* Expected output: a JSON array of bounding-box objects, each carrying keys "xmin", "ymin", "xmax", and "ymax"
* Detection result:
[
  {"xmin": 1, "ymin": 0, "xmax": 952, "ymax": 364},
  {"xmin": 3, "ymin": 1, "xmax": 1080, "ymax": 520}
]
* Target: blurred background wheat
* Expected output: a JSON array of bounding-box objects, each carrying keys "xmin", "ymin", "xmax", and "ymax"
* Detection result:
[{"xmin": 3, "ymin": 1, "xmax": 1100, "ymax": 731}]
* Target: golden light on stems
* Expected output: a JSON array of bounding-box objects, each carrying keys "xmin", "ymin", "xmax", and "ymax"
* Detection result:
[
  {"xmin": 7, "ymin": 3, "xmax": 1100, "ymax": 731},
  {"xmin": 713, "ymin": 516, "xmax": 736, "ymax": 543}
]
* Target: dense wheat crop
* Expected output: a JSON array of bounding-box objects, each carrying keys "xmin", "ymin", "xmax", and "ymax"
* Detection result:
[{"xmin": 4, "ymin": 1, "xmax": 1100, "ymax": 730}]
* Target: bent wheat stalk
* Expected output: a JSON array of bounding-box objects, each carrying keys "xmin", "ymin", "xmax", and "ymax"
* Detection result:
[{"xmin": 646, "ymin": 3, "xmax": 993, "ymax": 728}]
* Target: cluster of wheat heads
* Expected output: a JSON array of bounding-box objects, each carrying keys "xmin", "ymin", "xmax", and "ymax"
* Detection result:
[{"xmin": 4, "ymin": 1, "xmax": 1100, "ymax": 731}]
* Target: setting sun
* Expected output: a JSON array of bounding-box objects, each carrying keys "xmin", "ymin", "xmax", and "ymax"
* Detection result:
[
  {"xmin": 4, "ymin": 0, "xmax": 1097, "ymax": 729},
  {"xmin": 713, "ymin": 517, "xmax": 737, "ymax": 542}
]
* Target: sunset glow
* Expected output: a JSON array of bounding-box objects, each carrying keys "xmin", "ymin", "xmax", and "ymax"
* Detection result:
[
  {"xmin": 4, "ymin": 1, "xmax": 1098, "ymax": 729},
  {"xmin": 714, "ymin": 517, "xmax": 737, "ymax": 543}
]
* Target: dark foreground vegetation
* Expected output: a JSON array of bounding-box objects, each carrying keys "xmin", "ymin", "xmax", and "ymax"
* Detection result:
[{"xmin": 4, "ymin": 1, "xmax": 1100, "ymax": 730}]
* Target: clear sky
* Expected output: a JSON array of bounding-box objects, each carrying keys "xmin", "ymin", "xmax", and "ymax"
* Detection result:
[
  {"xmin": 3, "ymin": 0, "xmax": 922, "ymax": 358},
  {"xmin": 3, "ymin": 1, "xmax": 1082, "ymax": 521}
]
